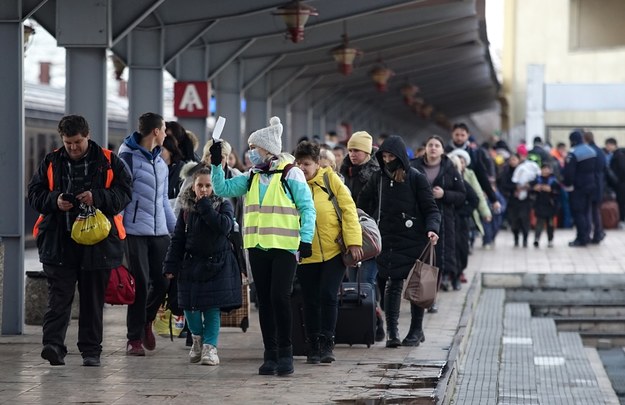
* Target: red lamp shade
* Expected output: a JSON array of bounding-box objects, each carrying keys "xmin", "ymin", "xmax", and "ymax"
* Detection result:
[
  {"xmin": 273, "ymin": 1, "xmax": 318, "ymax": 43},
  {"xmin": 370, "ymin": 66, "xmax": 394, "ymax": 92},
  {"xmin": 420, "ymin": 104, "xmax": 434, "ymax": 120},
  {"xmin": 331, "ymin": 35, "xmax": 361, "ymax": 76},
  {"xmin": 400, "ymin": 84, "xmax": 419, "ymax": 105}
]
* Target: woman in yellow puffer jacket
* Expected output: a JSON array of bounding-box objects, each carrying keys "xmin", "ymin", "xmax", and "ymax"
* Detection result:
[{"xmin": 294, "ymin": 141, "xmax": 363, "ymax": 365}]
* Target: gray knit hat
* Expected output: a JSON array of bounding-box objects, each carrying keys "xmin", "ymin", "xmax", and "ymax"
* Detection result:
[{"xmin": 248, "ymin": 116, "xmax": 283, "ymax": 156}]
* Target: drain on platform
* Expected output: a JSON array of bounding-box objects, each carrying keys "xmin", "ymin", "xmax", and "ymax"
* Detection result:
[{"xmin": 333, "ymin": 362, "xmax": 440, "ymax": 404}]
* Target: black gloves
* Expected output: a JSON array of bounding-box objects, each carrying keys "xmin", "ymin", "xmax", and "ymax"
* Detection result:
[
  {"xmin": 298, "ymin": 242, "xmax": 313, "ymax": 259},
  {"xmin": 209, "ymin": 141, "xmax": 222, "ymax": 166}
]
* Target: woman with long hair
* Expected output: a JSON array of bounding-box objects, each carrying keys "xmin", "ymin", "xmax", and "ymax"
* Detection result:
[{"xmin": 411, "ymin": 135, "xmax": 466, "ymax": 296}]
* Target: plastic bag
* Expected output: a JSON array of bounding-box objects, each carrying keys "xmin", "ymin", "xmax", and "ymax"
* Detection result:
[
  {"xmin": 71, "ymin": 205, "xmax": 111, "ymax": 245},
  {"xmin": 154, "ymin": 305, "xmax": 185, "ymax": 339}
]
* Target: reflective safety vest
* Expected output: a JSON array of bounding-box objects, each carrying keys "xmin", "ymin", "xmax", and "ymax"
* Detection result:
[
  {"xmin": 243, "ymin": 162, "xmax": 300, "ymax": 250},
  {"xmin": 32, "ymin": 149, "xmax": 126, "ymax": 240}
]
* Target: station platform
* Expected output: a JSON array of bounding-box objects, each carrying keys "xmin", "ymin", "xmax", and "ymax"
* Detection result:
[{"xmin": 1, "ymin": 228, "xmax": 623, "ymax": 404}]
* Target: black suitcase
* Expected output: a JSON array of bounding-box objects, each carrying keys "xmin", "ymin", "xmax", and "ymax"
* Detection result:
[
  {"xmin": 334, "ymin": 281, "xmax": 376, "ymax": 347},
  {"xmin": 291, "ymin": 281, "xmax": 308, "ymax": 356}
]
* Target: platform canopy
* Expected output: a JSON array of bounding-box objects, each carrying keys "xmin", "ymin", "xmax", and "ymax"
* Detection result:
[{"xmin": 31, "ymin": 0, "xmax": 499, "ymax": 131}]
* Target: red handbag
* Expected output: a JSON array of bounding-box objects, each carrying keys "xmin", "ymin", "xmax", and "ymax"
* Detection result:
[{"xmin": 105, "ymin": 265, "xmax": 136, "ymax": 305}]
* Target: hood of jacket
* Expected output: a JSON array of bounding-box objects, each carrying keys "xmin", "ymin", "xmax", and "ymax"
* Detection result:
[
  {"xmin": 180, "ymin": 161, "xmax": 206, "ymax": 181},
  {"xmin": 122, "ymin": 131, "xmax": 162, "ymax": 161},
  {"xmin": 375, "ymin": 135, "xmax": 410, "ymax": 172},
  {"xmin": 178, "ymin": 184, "xmax": 225, "ymax": 213}
]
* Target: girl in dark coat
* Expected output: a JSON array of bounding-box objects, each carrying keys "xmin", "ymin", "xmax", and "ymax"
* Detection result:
[
  {"xmin": 530, "ymin": 163, "xmax": 561, "ymax": 247},
  {"xmin": 163, "ymin": 168, "xmax": 242, "ymax": 366},
  {"xmin": 411, "ymin": 136, "xmax": 466, "ymax": 295},
  {"xmin": 358, "ymin": 135, "xmax": 440, "ymax": 348},
  {"xmin": 499, "ymin": 154, "xmax": 531, "ymax": 247}
]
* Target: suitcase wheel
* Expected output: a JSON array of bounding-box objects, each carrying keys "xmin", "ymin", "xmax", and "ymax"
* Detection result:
[
  {"xmin": 366, "ymin": 344, "xmax": 371, "ymax": 348},
  {"xmin": 240, "ymin": 317, "xmax": 249, "ymax": 332}
]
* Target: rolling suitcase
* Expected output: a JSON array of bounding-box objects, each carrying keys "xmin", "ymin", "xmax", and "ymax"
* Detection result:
[
  {"xmin": 291, "ymin": 285, "xmax": 308, "ymax": 356},
  {"xmin": 601, "ymin": 200, "xmax": 620, "ymax": 229},
  {"xmin": 221, "ymin": 277, "xmax": 250, "ymax": 332},
  {"xmin": 334, "ymin": 280, "xmax": 376, "ymax": 347}
]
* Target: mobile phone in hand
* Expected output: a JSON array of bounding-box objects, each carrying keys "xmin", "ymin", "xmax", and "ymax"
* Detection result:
[{"xmin": 61, "ymin": 193, "xmax": 78, "ymax": 206}]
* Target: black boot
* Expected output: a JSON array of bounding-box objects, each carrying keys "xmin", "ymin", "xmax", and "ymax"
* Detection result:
[
  {"xmin": 319, "ymin": 335, "xmax": 336, "ymax": 363},
  {"xmin": 385, "ymin": 280, "xmax": 402, "ymax": 348},
  {"xmin": 276, "ymin": 346, "xmax": 294, "ymax": 376},
  {"xmin": 306, "ymin": 335, "xmax": 320, "ymax": 364},
  {"xmin": 258, "ymin": 350, "xmax": 278, "ymax": 375},
  {"xmin": 402, "ymin": 304, "xmax": 426, "ymax": 346}
]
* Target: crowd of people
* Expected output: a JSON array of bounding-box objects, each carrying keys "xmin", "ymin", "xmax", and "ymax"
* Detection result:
[{"xmin": 28, "ymin": 113, "xmax": 625, "ymax": 374}]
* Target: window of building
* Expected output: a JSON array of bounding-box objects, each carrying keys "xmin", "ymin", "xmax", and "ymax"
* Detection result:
[{"xmin": 570, "ymin": 0, "xmax": 625, "ymax": 50}]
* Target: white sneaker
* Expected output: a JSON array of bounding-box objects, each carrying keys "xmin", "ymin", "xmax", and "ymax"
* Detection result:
[
  {"xmin": 201, "ymin": 344, "xmax": 219, "ymax": 366},
  {"xmin": 189, "ymin": 335, "xmax": 202, "ymax": 363}
]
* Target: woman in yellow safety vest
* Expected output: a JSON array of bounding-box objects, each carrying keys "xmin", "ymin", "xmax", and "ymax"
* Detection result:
[{"xmin": 209, "ymin": 116, "xmax": 316, "ymax": 377}]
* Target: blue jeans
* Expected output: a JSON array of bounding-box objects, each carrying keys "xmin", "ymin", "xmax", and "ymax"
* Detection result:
[
  {"xmin": 483, "ymin": 191, "xmax": 505, "ymax": 245},
  {"xmin": 348, "ymin": 259, "xmax": 377, "ymax": 286},
  {"xmin": 185, "ymin": 308, "xmax": 220, "ymax": 346}
]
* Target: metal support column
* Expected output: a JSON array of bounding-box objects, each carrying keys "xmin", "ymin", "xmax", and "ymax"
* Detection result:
[
  {"xmin": 307, "ymin": 106, "xmax": 315, "ymax": 138},
  {"xmin": 291, "ymin": 97, "xmax": 308, "ymax": 141},
  {"xmin": 245, "ymin": 77, "xmax": 270, "ymax": 148},
  {"xmin": 175, "ymin": 47, "xmax": 209, "ymax": 147},
  {"xmin": 66, "ymin": 48, "xmax": 108, "ymax": 146},
  {"xmin": 271, "ymin": 92, "xmax": 289, "ymax": 153},
  {"xmin": 127, "ymin": 29, "xmax": 164, "ymax": 131},
  {"xmin": 57, "ymin": 0, "xmax": 111, "ymax": 147},
  {"xmin": 215, "ymin": 62, "xmax": 243, "ymax": 157},
  {"xmin": 526, "ymin": 64, "xmax": 545, "ymax": 146},
  {"xmin": 0, "ymin": 16, "xmax": 25, "ymax": 334}
]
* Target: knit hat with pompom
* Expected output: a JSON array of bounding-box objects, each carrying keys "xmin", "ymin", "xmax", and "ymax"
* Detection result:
[{"xmin": 248, "ymin": 116, "xmax": 283, "ymax": 156}]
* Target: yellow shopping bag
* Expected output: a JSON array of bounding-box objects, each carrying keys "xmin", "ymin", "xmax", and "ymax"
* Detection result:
[
  {"xmin": 71, "ymin": 206, "xmax": 111, "ymax": 245},
  {"xmin": 154, "ymin": 305, "xmax": 185, "ymax": 340}
]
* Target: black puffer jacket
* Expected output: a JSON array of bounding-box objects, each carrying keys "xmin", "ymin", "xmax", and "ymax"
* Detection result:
[
  {"xmin": 163, "ymin": 188, "xmax": 241, "ymax": 312},
  {"xmin": 411, "ymin": 155, "xmax": 466, "ymax": 278},
  {"xmin": 358, "ymin": 136, "xmax": 440, "ymax": 280},
  {"xmin": 27, "ymin": 142, "xmax": 132, "ymax": 270}
]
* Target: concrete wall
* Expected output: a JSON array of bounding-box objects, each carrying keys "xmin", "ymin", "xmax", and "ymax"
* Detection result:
[{"xmin": 502, "ymin": 0, "xmax": 625, "ymax": 140}]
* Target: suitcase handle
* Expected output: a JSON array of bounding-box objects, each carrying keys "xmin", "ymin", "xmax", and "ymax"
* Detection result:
[
  {"xmin": 341, "ymin": 288, "xmax": 368, "ymax": 299},
  {"xmin": 339, "ymin": 263, "xmax": 365, "ymax": 306}
]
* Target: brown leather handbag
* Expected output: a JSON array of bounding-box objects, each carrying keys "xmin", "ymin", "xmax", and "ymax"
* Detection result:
[{"xmin": 403, "ymin": 242, "xmax": 439, "ymax": 308}]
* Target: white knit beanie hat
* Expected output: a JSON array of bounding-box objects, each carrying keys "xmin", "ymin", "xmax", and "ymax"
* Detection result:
[
  {"xmin": 448, "ymin": 148, "xmax": 471, "ymax": 166},
  {"xmin": 248, "ymin": 116, "xmax": 283, "ymax": 156}
]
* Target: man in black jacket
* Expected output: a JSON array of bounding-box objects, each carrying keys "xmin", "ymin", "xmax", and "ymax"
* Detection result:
[
  {"xmin": 446, "ymin": 123, "xmax": 501, "ymax": 214},
  {"xmin": 28, "ymin": 115, "xmax": 132, "ymax": 367},
  {"xmin": 562, "ymin": 130, "xmax": 597, "ymax": 246},
  {"xmin": 583, "ymin": 131, "xmax": 606, "ymax": 243}
]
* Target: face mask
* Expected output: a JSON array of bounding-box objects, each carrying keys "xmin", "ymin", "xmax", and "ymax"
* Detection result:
[
  {"xmin": 385, "ymin": 159, "xmax": 402, "ymax": 172},
  {"xmin": 248, "ymin": 149, "xmax": 265, "ymax": 166}
]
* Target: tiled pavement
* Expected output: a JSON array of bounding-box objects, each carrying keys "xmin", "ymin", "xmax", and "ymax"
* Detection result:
[
  {"xmin": 453, "ymin": 228, "xmax": 625, "ymax": 405},
  {"xmin": 1, "ymin": 228, "xmax": 624, "ymax": 404}
]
